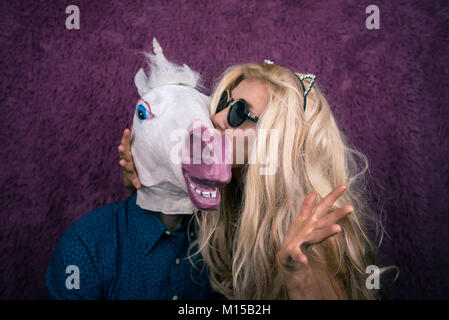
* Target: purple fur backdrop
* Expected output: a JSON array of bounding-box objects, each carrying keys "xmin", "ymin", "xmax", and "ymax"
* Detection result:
[{"xmin": 1, "ymin": 0, "xmax": 448, "ymax": 299}]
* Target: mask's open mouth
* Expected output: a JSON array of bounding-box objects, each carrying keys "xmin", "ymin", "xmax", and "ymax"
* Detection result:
[
  {"xmin": 183, "ymin": 174, "xmax": 223, "ymax": 210},
  {"xmin": 187, "ymin": 176, "xmax": 218, "ymax": 198}
]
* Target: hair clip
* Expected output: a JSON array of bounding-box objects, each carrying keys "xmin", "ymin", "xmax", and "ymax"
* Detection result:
[
  {"xmin": 292, "ymin": 73, "xmax": 317, "ymax": 111},
  {"xmin": 298, "ymin": 74, "xmax": 316, "ymax": 98}
]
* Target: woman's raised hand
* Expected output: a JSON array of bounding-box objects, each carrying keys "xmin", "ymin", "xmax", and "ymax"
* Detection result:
[
  {"xmin": 118, "ymin": 128, "xmax": 141, "ymax": 197},
  {"xmin": 277, "ymin": 185, "xmax": 353, "ymax": 269}
]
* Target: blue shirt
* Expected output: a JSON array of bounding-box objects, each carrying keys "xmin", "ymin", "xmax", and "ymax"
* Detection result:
[{"xmin": 45, "ymin": 193, "xmax": 222, "ymax": 300}]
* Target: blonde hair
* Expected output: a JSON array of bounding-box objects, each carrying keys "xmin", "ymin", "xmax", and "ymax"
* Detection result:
[{"xmin": 190, "ymin": 63, "xmax": 387, "ymax": 299}]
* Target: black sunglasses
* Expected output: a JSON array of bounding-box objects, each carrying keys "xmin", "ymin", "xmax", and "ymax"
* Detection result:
[{"xmin": 216, "ymin": 89, "xmax": 259, "ymax": 127}]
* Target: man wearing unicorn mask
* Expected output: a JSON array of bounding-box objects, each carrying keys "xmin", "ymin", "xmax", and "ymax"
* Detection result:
[{"xmin": 45, "ymin": 39, "xmax": 232, "ymax": 300}]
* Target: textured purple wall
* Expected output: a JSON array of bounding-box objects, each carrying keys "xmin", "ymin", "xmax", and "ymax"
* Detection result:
[{"xmin": 1, "ymin": 0, "xmax": 448, "ymax": 299}]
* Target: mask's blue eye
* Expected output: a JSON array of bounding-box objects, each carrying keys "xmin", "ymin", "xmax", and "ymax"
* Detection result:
[{"xmin": 137, "ymin": 104, "xmax": 147, "ymax": 120}]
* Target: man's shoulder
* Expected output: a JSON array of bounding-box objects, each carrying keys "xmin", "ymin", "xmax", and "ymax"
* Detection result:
[
  {"xmin": 76, "ymin": 198, "xmax": 126, "ymax": 228},
  {"xmin": 63, "ymin": 195, "xmax": 134, "ymax": 244}
]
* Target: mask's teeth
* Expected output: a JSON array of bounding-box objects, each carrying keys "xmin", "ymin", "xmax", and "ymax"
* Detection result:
[{"xmin": 189, "ymin": 179, "xmax": 219, "ymax": 199}]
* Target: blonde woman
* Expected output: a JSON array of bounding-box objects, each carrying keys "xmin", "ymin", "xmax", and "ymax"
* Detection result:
[{"xmin": 119, "ymin": 61, "xmax": 384, "ymax": 299}]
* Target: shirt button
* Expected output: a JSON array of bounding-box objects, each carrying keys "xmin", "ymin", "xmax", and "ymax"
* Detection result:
[
  {"xmin": 172, "ymin": 295, "xmax": 178, "ymax": 300},
  {"xmin": 165, "ymin": 230, "xmax": 171, "ymax": 236},
  {"xmin": 190, "ymin": 232, "xmax": 194, "ymax": 237},
  {"xmin": 175, "ymin": 258, "xmax": 180, "ymax": 265}
]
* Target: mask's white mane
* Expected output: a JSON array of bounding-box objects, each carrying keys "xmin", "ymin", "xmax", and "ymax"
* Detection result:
[{"xmin": 134, "ymin": 38, "xmax": 202, "ymax": 97}]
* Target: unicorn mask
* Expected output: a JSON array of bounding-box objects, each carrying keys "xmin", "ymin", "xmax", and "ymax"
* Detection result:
[{"xmin": 131, "ymin": 38, "xmax": 232, "ymax": 215}]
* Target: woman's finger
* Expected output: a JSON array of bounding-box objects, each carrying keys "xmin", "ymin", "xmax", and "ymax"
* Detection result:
[
  {"xmin": 119, "ymin": 129, "xmax": 132, "ymax": 160},
  {"xmin": 316, "ymin": 205, "xmax": 353, "ymax": 229},
  {"xmin": 294, "ymin": 192, "xmax": 317, "ymax": 223},
  {"xmin": 309, "ymin": 224, "xmax": 342, "ymax": 244},
  {"xmin": 119, "ymin": 159, "xmax": 131, "ymax": 173},
  {"xmin": 314, "ymin": 185, "xmax": 347, "ymax": 219},
  {"xmin": 119, "ymin": 147, "xmax": 133, "ymax": 163},
  {"xmin": 118, "ymin": 145, "xmax": 130, "ymax": 161},
  {"xmin": 290, "ymin": 247, "xmax": 308, "ymax": 265},
  {"xmin": 121, "ymin": 128, "xmax": 131, "ymax": 146},
  {"xmin": 120, "ymin": 159, "xmax": 136, "ymax": 174},
  {"xmin": 132, "ymin": 176, "xmax": 142, "ymax": 189},
  {"xmin": 120, "ymin": 129, "xmax": 132, "ymax": 153}
]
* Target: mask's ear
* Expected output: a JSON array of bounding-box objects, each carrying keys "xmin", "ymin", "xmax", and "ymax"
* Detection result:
[{"xmin": 134, "ymin": 68, "xmax": 150, "ymax": 97}]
